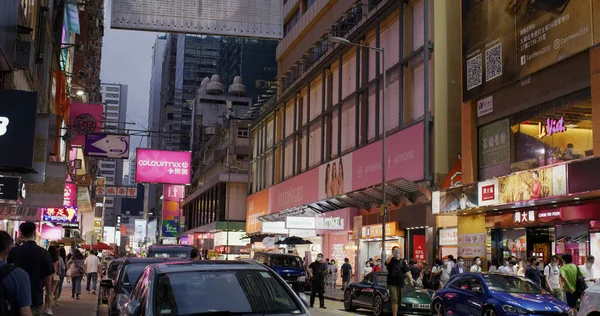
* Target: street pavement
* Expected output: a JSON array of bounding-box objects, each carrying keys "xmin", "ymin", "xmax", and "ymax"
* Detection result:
[{"xmin": 51, "ymin": 282, "xmax": 99, "ymax": 316}]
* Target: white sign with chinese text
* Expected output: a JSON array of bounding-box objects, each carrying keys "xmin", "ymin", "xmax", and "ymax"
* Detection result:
[
  {"xmin": 478, "ymin": 178, "xmax": 499, "ymax": 206},
  {"xmin": 457, "ymin": 233, "xmax": 486, "ymax": 245},
  {"xmin": 439, "ymin": 228, "xmax": 458, "ymax": 246},
  {"xmin": 513, "ymin": 210, "xmax": 537, "ymax": 224}
]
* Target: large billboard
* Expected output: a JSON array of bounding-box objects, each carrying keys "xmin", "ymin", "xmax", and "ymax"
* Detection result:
[
  {"xmin": 162, "ymin": 185, "xmax": 184, "ymax": 238},
  {"xmin": 462, "ymin": 0, "xmax": 593, "ymax": 101},
  {"xmin": 0, "ymin": 90, "xmax": 37, "ymax": 169},
  {"xmin": 110, "ymin": 0, "xmax": 283, "ymax": 40},
  {"xmin": 135, "ymin": 149, "xmax": 192, "ymax": 185}
]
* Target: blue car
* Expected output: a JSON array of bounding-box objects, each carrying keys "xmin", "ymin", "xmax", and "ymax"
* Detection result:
[{"xmin": 432, "ymin": 273, "xmax": 575, "ymax": 316}]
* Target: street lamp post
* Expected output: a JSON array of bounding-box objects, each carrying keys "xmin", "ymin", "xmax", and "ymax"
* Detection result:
[{"xmin": 329, "ymin": 36, "xmax": 388, "ymax": 271}]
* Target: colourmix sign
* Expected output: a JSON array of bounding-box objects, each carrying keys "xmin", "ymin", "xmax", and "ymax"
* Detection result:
[{"xmin": 135, "ymin": 149, "xmax": 192, "ymax": 185}]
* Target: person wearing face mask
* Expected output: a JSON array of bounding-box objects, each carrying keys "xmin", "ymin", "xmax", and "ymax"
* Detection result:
[
  {"xmin": 544, "ymin": 255, "xmax": 565, "ymax": 301},
  {"xmin": 502, "ymin": 256, "xmax": 519, "ymax": 275},
  {"xmin": 362, "ymin": 261, "xmax": 372, "ymax": 279},
  {"xmin": 470, "ymin": 256, "xmax": 482, "ymax": 273},
  {"xmin": 450, "ymin": 256, "xmax": 466, "ymax": 276},
  {"xmin": 439, "ymin": 256, "xmax": 454, "ymax": 287},
  {"xmin": 581, "ymin": 255, "xmax": 596, "ymax": 287},
  {"xmin": 308, "ymin": 253, "xmax": 327, "ymax": 309},
  {"xmin": 372, "ymin": 259, "xmax": 382, "ymax": 273},
  {"xmin": 525, "ymin": 256, "xmax": 541, "ymax": 286},
  {"xmin": 385, "ymin": 246, "xmax": 410, "ymax": 316}
]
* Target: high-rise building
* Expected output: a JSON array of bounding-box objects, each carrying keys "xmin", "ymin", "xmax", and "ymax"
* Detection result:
[
  {"xmin": 148, "ymin": 35, "xmax": 167, "ymax": 150},
  {"xmin": 100, "ymin": 83, "xmax": 128, "ymax": 227},
  {"xmin": 159, "ymin": 33, "xmax": 179, "ymax": 151}
]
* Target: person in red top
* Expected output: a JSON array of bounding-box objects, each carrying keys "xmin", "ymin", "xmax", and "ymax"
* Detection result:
[
  {"xmin": 372, "ymin": 259, "xmax": 383, "ymax": 272},
  {"xmin": 530, "ymin": 171, "xmax": 541, "ymax": 199}
]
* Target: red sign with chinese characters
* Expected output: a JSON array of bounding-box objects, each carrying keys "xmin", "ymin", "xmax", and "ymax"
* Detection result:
[
  {"xmin": 513, "ymin": 210, "xmax": 537, "ymax": 224},
  {"xmin": 117, "ymin": 187, "xmax": 127, "ymax": 196},
  {"xmin": 413, "ymin": 235, "xmax": 426, "ymax": 261},
  {"xmin": 480, "ymin": 184, "xmax": 495, "ymax": 202},
  {"xmin": 127, "ymin": 187, "xmax": 137, "ymax": 198},
  {"xmin": 106, "ymin": 187, "xmax": 116, "ymax": 196}
]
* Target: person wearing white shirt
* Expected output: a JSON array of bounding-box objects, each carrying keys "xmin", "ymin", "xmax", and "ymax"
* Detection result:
[
  {"xmin": 544, "ymin": 255, "xmax": 565, "ymax": 301},
  {"xmin": 581, "ymin": 255, "xmax": 596, "ymax": 288},
  {"xmin": 440, "ymin": 255, "xmax": 455, "ymax": 287},
  {"xmin": 470, "ymin": 256, "xmax": 482, "ymax": 272},
  {"xmin": 362, "ymin": 261, "xmax": 372, "ymax": 280},
  {"xmin": 83, "ymin": 250, "xmax": 101, "ymax": 294},
  {"xmin": 500, "ymin": 257, "xmax": 518, "ymax": 275}
]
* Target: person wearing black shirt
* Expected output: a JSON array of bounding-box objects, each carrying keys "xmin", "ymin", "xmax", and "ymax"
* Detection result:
[
  {"xmin": 525, "ymin": 256, "xmax": 541, "ymax": 286},
  {"xmin": 385, "ymin": 246, "xmax": 410, "ymax": 316},
  {"xmin": 7, "ymin": 221, "xmax": 54, "ymax": 316},
  {"xmin": 308, "ymin": 253, "xmax": 327, "ymax": 309}
]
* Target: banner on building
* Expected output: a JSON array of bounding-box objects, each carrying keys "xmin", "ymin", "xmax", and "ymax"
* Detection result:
[
  {"xmin": 22, "ymin": 115, "xmax": 50, "ymax": 183},
  {"xmin": 162, "ymin": 185, "xmax": 184, "ymax": 237},
  {"xmin": 0, "ymin": 90, "xmax": 38, "ymax": 170},
  {"xmin": 498, "ymin": 164, "xmax": 567, "ymax": 204},
  {"xmin": 69, "ymin": 103, "xmax": 104, "ymax": 146}
]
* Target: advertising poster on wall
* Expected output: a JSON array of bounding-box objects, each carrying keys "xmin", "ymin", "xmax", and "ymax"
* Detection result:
[
  {"xmin": 246, "ymin": 189, "xmax": 269, "ymax": 234},
  {"xmin": 136, "ymin": 149, "xmax": 192, "ymax": 185},
  {"xmin": 63, "ymin": 182, "xmax": 77, "ymax": 207},
  {"xmin": 516, "ymin": 0, "xmax": 592, "ymax": 77},
  {"xmin": 162, "ymin": 184, "xmax": 184, "ymax": 237},
  {"xmin": 318, "ymin": 154, "xmax": 352, "ymax": 200},
  {"xmin": 498, "ymin": 164, "xmax": 567, "ymax": 204},
  {"xmin": 22, "ymin": 115, "xmax": 50, "ymax": 183},
  {"xmin": 435, "ymin": 183, "xmax": 478, "ymax": 214},
  {"xmin": 462, "ymin": 0, "xmax": 595, "ymax": 101}
]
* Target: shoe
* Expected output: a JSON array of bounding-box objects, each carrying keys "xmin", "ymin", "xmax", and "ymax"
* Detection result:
[
  {"xmin": 71, "ymin": 294, "xmax": 74, "ymax": 299},
  {"xmin": 45, "ymin": 309, "xmax": 53, "ymax": 315},
  {"xmin": 87, "ymin": 291, "xmax": 90, "ymax": 294},
  {"xmin": 76, "ymin": 294, "xmax": 80, "ymax": 300},
  {"xmin": 319, "ymin": 306, "xmax": 326, "ymax": 309},
  {"xmin": 92, "ymin": 290, "xmax": 96, "ymax": 294},
  {"xmin": 310, "ymin": 305, "xmax": 314, "ymax": 308}
]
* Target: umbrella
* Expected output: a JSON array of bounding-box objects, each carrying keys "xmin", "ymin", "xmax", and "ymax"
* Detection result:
[
  {"xmin": 82, "ymin": 242, "xmax": 114, "ymax": 251},
  {"xmin": 275, "ymin": 236, "xmax": 313, "ymax": 245}
]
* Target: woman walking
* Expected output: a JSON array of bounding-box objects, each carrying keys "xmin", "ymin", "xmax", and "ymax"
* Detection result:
[
  {"xmin": 327, "ymin": 260, "xmax": 338, "ymax": 290},
  {"xmin": 55, "ymin": 247, "xmax": 67, "ymax": 302},
  {"xmin": 45, "ymin": 246, "xmax": 61, "ymax": 315},
  {"xmin": 67, "ymin": 250, "xmax": 85, "ymax": 299}
]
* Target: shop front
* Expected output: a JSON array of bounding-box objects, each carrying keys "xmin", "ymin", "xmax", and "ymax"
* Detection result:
[{"xmin": 358, "ymin": 221, "xmax": 404, "ymax": 275}]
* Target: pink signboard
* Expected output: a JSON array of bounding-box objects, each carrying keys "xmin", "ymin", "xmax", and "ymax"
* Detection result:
[
  {"xmin": 41, "ymin": 223, "xmax": 62, "ymax": 240},
  {"xmin": 69, "ymin": 103, "xmax": 104, "ymax": 146},
  {"xmin": 268, "ymin": 168, "xmax": 318, "ymax": 214},
  {"xmin": 351, "ymin": 122, "xmax": 424, "ymax": 190},
  {"xmin": 315, "ymin": 207, "xmax": 358, "ymax": 234},
  {"xmin": 63, "ymin": 182, "xmax": 77, "ymax": 207},
  {"xmin": 135, "ymin": 149, "xmax": 192, "ymax": 185}
]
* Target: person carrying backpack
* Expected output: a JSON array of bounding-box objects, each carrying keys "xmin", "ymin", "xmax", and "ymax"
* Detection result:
[{"xmin": 0, "ymin": 230, "xmax": 33, "ymax": 316}]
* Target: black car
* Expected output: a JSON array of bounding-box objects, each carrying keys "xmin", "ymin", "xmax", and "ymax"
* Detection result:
[
  {"xmin": 101, "ymin": 258, "xmax": 124, "ymax": 304},
  {"xmin": 344, "ymin": 272, "xmax": 434, "ymax": 316},
  {"xmin": 118, "ymin": 260, "xmax": 311, "ymax": 316},
  {"xmin": 101, "ymin": 257, "xmax": 181, "ymax": 316},
  {"xmin": 146, "ymin": 244, "xmax": 195, "ymax": 258}
]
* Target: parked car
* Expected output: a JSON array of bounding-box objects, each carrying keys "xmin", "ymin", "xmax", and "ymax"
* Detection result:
[
  {"xmin": 579, "ymin": 278, "xmax": 600, "ymax": 316},
  {"xmin": 146, "ymin": 244, "xmax": 195, "ymax": 258},
  {"xmin": 101, "ymin": 257, "xmax": 181, "ymax": 316},
  {"xmin": 343, "ymin": 272, "xmax": 434, "ymax": 316},
  {"xmin": 432, "ymin": 273, "xmax": 574, "ymax": 316},
  {"xmin": 253, "ymin": 252, "xmax": 307, "ymax": 293},
  {"xmin": 118, "ymin": 260, "xmax": 311, "ymax": 316},
  {"xmin": 101, "ymin": 258, "xmax": 124, "ymax": 304}
]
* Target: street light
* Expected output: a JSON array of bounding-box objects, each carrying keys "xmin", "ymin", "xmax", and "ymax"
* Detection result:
[
  {"xmin": 328, "ymin": 36, "xmax": 388, "ymax": 271},
  {"xmin": 76, "ymin": 90, "xmax": 85, "ymax": 96}
]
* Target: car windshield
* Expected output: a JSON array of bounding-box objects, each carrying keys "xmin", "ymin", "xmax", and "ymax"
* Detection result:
[
  {"xmin": 484, "ymin": 274, "xmax": 545, "ymax": 294},
  {"xmin": 149, "ymin": 249, "xmax": 189, "ymax": 258},
  {"xmin": 270, "ymin": 255, "xmax": 302, "ymax": 268},
  {"xmin": 108, "ymin": 262, "xmax": 121, "ymax": 279},
  {"xmin": 154, "ymin": 270, "xmax": 302, "ymax": 315},
  {"xmin": 121, "ymin": 263, "xmax": 153, "ymax": 286}
]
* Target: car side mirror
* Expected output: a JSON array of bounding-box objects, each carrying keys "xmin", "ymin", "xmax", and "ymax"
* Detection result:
[
  {"xmin": 100, "ymin": 279, "xmax": 113, "ymax": 288},
  {"xmin": 125, "ymin": 299, "xmax": 141, "ymax": 316},
  {"xmin": 298, "ymin": 293, "xmax": 309, "ymax": 308}
]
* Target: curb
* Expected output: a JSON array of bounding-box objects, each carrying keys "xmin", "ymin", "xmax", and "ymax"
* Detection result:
[{"xmin": 94, "ymin": 292, "xmax": 100, "ymax": 315}]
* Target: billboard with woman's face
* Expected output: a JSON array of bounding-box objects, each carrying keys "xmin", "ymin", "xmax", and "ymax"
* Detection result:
[{"xmin": 318, "ymin": 154, "xmax": 352, "ymax": 200}]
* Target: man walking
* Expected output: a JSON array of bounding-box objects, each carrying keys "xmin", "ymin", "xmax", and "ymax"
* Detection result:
[
  {"xmin": 7, "ymin": 222, "xmax": 54, "ymax": 316},
  {"xmin": 385, "ymin": 246, "xmax": 410, "ymax": 316},
  {"xmin": 84, "ymin": 250, "xmax": 101, "ymax": 294},
  {"xmin": 340, "ymin": 258, "xmax": 352, "ymax": 290},
  {"xmin": 307, "ymin": 253, "xmax": 327, "ymax": 309},
  {"xmin": 0, "ymin": 230, "xmax": 33, "ymax": 316}
]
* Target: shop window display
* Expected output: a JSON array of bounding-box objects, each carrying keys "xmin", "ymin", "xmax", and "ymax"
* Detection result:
[
  {"xmin": 556, "ymin": 223, "xmax": 589, "ymax": 266},
  {"xmin": 510, "ymin": 94, "xmax": 593, "ymax": 173}
]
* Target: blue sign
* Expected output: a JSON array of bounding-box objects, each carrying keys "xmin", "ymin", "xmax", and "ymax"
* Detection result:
[{"xmin": 84, "ymin": 134, "xmax": 129, "ymax": 159}]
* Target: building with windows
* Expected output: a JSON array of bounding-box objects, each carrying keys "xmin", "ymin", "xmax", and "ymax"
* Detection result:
[
  {"xmin": 246, "ymin": 0, "xmax": 463, "ymax": 270},
  {"xmin": 432, "ymin": 0, "xmax": 600, "ymax": 271},
  {"xmin": 100, "ymin": 83, "xmax": 128, "ymax": 226},
  {"xmin": 148, "ymin": 35, "xmax": 167, "ymax": 151}
]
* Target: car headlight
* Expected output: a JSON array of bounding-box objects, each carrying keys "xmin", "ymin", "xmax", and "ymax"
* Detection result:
[{"xmin": 502, "ymin": 305, "xmax": 529, "ymax": 315}]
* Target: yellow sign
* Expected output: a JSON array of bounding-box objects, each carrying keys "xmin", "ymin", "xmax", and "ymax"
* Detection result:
[
  {"xmin": 76, "ymin": 174, "xmax": 91, "ymax": 186},
  {"xmin": 361, "ymin": 222, "xmax": 397, "ymax": 239}
]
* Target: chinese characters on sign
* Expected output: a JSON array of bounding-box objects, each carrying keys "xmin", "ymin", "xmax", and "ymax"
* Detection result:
[
  {"xmin": 513, "ymin": 210, "xmax": 537, "ymax": 224},
  {"xmin": 43, "ymin": 207, "xmax": 78, "ymax": 223},
  {"xmin": 95, "ymin": 186, "xmax": 137, "ymax": 199},
  {"xmin": 478, "ymin": 119, "xmax": 510, "ymax": 168},
  {"xmin": 439, "ymin": 228, "xmax": 458, "ymax": 246},
  {"xmin": 106, "ymin": 187, "xmax": 116, "ymax": 196},
  {"xmin": 127, "ymin": 187, "xmax": 137, "ymax": 198},
  {"xmin": 457, "ymin": 233, "xmax": 486, "ymax": 245},
  {"xmin": 117, "ymin": 187, "xmax": 127, "ymax": 196}
]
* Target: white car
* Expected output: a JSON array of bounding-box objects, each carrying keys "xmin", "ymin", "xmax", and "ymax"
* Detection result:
[{"xmin": 579, "ymin": 279, "xmax": 600, "ymax": 316}]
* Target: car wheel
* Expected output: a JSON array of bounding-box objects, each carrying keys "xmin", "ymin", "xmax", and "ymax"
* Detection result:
[
  {"xmin": 373, "ymin": 294, "xmax": 385, "ymax": 316},
  {"xmin": 343, "ymin": 289, "xmax": 357, "ymax": 311},
  {"xmin": 432, "ymin": 299, "xmax": 445, "ymax": 316},
  {"xmin": 483, "ymin": 307, "xmax": 496, "ymax": 316}
]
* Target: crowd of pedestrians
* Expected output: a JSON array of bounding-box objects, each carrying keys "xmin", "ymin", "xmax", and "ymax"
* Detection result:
[{"xmin": 0, "ymin": 221, "xmax": 103, "ymax": 316}]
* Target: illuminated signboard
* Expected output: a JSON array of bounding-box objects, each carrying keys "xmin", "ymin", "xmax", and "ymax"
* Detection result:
[
  {"xmin": 538, "ymin": 117, "xmax": 566, "ymax": 139},
  {"xmin": 43, "ymin": 207, "xmax": 78, "ymax": 223}
]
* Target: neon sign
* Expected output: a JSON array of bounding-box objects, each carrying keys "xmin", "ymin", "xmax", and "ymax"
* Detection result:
[{"xmin": 538, "ymin": 117, "xmax": 566, "ymax": 139}]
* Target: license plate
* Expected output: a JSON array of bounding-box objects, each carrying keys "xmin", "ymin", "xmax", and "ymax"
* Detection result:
[{"xmin": 413, "ymin": 304, "xmax": 430, "ymax": 309}]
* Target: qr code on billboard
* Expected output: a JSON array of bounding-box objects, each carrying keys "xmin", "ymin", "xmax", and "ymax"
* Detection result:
[
  {"xmin": 466, "ymin": 54, "xmax": 482, "ymax": 91},
  {"xmin": 485, "ymin": 42, "xmax": 502, "ymax": 82}
]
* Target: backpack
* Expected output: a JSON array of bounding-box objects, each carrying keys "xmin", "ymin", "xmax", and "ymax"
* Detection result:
[{"xmin": 0, "ymin": 264, "xmax": 18, "ymax": 316}]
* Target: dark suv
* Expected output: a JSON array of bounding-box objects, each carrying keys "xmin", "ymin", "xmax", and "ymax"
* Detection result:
[
  {"xmin": 253, "ymin": 252, "xmax": 306, "ymax": 293},
  {"xmin": 146, "ymin": 244, "xmax": 195, "ymax": 258}
]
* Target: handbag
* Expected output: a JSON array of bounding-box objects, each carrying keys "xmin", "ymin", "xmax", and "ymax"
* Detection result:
[{"xmin": 575, "ymin": 264, "xmax": 588, "ymax": 295}]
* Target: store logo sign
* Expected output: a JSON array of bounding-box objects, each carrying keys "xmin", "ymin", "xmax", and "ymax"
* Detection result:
[
  {"xmin": 478, "ymin": 178, "xmax": 499, "ymax": 206},
  {"xmin": 285, "ymin": 216, "xmax": 316, "ymax": 229},
  {"xmin": 538, "ymin": 117, "xmax": 566, "ymax": 139},
  {"xmin": 513, "ymin": 210, "xmax": 536, "ymax": 224},
  {"xmin": 0, "ymin": 117, "xmax": 9, "ymax": 136}
]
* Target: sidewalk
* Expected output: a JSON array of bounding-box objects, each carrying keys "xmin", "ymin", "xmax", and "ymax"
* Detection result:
[
  {"xmin": 305, "ymin": 288, "xmax": 345, "ymax": 302},
  {"xmin": 51, "ymin": 282, "xmax": 99, "ymax": 316}
]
